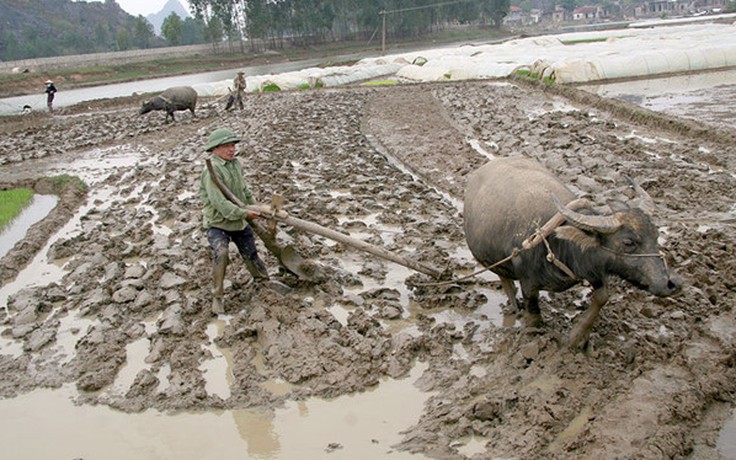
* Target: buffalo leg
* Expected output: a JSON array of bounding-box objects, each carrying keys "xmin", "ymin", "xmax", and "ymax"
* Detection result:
[
  {"xmin": 520, "ymin": 281, "xmax": 542, "ymax": 327},
  {"xmin": 500, "ymin": 277, "xmax": 519, "ymax": 311},
  {"xmin": 568, "ymin": 283, "xmax": 609, "ymax": 349}
]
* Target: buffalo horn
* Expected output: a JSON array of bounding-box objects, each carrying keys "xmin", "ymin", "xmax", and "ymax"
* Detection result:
[
  {"xmin": 622, "ymin": 174, "xmax": 656, "ymax": 215},
  {"xmin": 552, "ymin": 194, "xmax": 621, "ymax": 234}
]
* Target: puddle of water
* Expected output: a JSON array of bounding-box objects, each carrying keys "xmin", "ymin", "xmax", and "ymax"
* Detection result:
[
  {"xmin": 0, "ymin": 194, "xmax": 58, "ymax": 259},
  {"xmin": 341, "ymin": 251, "xmax": 413, "ymax": 306},
  {"xmin": 326, "ymin": 303, "xmax": 352, "ymax": 326},
  {"xmin": 199, "ymin": 320, "xmax": 233, "ymax": 400},
  {"xmin": 581, "ymin": 69, "xmax": 736, "ymax": 102},
  {"xmin": 0, "ymin": 185, "xmax": 117, "ymax": 312},
  {"xmin": 0, "ymin": 146, "xmax": 144, "ymax": 186},
  {"xmin": 0, "ymin": 362, "xmax": 432, "ymax": 460},
  {"xmin": 261, "ymin": 377, "xmax": 295, "ymax": 397},
  {"xmin": 718, "ymin": 409, "xmax": 736, "ymax": 458},
  {"xmin": 55, "ymin": 312, "xmax": 95, "ymax": 365},
  {"xmin": 155, "ymin": 363, "xmax": 172, "ymax": 393},
  {"xmin": 580, "ymin": 69, "xmax": 736, "ymax": 130},
  {"xmin": 266, "ymin": 361, "xmax": 431, "ymax": 459},
  {"xmin": 177, "ymin": 190, "xmax": 196, "ymax": 201},
  {"xmin": 467, "ymin": 138, "xmax": 496, "ymax": 161},
  {"xmin": 527, "ymin": 99, "xmax": 579, "ymax": 120},
  {"xmin": 110, "ymin": 336, "xmax": 152, "ymax": 395},
  {"xmin": 0, "ymin": 330, "xmax": 24, "ymax": 357},
  {"xmin": 454, "ymin": 433, "xmax": 488, "ymax": 458}
]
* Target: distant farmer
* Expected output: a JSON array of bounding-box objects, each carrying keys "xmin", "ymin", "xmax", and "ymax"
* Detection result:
[
  {"xmin": 44, "ymin": 80, "xmax": 57, "ymax": 113},
  {"xmin": 225, "ymin": 71, "xmax": 246, "ymax": 111},
  {"xmin": 200, "ymin": 127, "xmax": 269, "ymax": 314}
]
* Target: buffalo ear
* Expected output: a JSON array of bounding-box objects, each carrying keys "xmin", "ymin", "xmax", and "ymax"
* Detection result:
[{"xmin": 554, "ymin": 226, "xmax": 599, "ymax": 251}]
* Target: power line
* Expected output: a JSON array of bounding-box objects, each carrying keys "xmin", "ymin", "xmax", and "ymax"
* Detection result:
[
  {"xmin": 380, "ymin": 0, "xmax": 472, "ymax": 15},
  {"xmin": 378, "ymin": 0, "xmax": 474, "ymax": 52}
]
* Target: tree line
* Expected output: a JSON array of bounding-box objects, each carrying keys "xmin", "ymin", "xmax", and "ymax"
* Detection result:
[
  {"xmin": 0, "ymin": 0, "xmax": 511, "ymax": 61},
  {"xmin": 171, "ymin": 0, "xmax": 510, "ymax": 52}
]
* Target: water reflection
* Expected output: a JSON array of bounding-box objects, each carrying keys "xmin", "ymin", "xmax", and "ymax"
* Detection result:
[
  {"xmin": 0, "ymin": 193, "xmax": 58, "ymax": 258},
  {"xmin": 233, "ymin": 408, "xmax": 280, "ymax": 459},
  {"xmin": 718, "ymin": 409, "xmax": 736, "ymax": 458},
  {"xmin": 0, "ymin": 362, "xmax": 431, "ymax": 459}
]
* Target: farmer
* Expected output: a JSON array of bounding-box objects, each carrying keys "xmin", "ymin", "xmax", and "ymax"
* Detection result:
[
  {"xmin": 226, "ymin": 71, "xmax": 246, "ymax": 111},
  {"xmin": 200, "ymin": 127, "xmax": 269, "ymax": 314},
  {"xmin": 44, "ymin": 80, "xmax": 57, "ymax": 113}
]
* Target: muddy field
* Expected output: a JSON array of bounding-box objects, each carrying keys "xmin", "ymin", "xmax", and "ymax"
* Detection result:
[{"xmin": 1, "ymin": 77, "xmax": 735, "ymax": 459}]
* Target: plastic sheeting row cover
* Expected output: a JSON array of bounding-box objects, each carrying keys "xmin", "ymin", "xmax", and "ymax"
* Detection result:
[
  {"xmin": 193, "ymin": 19, "xmax": 736, "ymax": 96},
  {"xmin": 393, "ymin": 20, "xmax": 736, "ymax": 84},
  {"xmin": 193, "ymin": 59, "xmax": 405, "ymax": 97}
]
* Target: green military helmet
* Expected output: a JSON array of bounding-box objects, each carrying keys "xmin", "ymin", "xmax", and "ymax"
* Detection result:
[{"xmin": 206, "ymin": 128, "xmax": 241, "ymax": 152}]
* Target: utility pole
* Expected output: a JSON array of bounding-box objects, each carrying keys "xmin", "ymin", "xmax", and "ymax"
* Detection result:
[{"xmin": 380, "ymin": 10, "xmax": 386, "ymax": 53}]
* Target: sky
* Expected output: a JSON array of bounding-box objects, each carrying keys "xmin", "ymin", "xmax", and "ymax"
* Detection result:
[{"xmin": 87, "ymin": 0, "xmax": 189, "ymax": 17}]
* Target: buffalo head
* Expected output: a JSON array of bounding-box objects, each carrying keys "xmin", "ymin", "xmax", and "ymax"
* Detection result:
[{"xmin": 552, "ymin": 195, "xmax": 683, "ymax": 298}]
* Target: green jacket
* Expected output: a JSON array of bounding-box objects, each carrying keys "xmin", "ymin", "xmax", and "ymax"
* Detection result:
[{"xmin": 200, "ymin": 155, "xmax": 255, "ymax": 231}]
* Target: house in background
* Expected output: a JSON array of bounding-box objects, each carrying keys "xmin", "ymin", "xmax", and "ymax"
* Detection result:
[{"xmin": 505, "ymin": 0, "xmax": 729, "ymax": 27}]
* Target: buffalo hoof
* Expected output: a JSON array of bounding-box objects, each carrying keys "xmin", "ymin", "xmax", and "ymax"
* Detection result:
[
  {"xmin": 568, "ymin": 321, "xmax": 593, "ymax": 350},
  {"xmin": 212, "ymin": 297, "xmax": 225, "ymax": 315},
  {"xmin": 522, "ymin": 311, "xmax": 543, "ymax": 328}
]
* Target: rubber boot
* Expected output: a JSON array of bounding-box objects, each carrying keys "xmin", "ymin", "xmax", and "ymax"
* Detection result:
[
  {"xmin": 212, "ymin": 253, "xmax": 228, "ymax": 314},
  {"xmin": 244, "ymin": 257, "xmax": 269, "ymax": 281}
]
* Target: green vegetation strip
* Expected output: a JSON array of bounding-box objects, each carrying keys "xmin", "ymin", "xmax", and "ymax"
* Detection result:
[
  {"xmin": 0, "ymin": 188, "xmax": 34, "ymax": 231},
  {"xmin": 361, "ymin": 80, "xmax": 398, "ymax": 86},
  {"xmin": 50, "ymin": 174, "xmax": 86, "ymax": 193}
]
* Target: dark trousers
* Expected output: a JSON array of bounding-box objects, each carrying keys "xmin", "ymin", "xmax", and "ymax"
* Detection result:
[
  {"xmin": 225, "ymin": 94, "xmax": 243, "ymax": 111},
  {"xmin": 207, "ymin": 226, "xmax": 259, "ymax": 263}
]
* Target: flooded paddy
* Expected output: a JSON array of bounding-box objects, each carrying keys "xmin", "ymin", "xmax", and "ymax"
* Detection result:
[{"xmin": 0, "ymin": 71, "xmax": 734, "ymax": 459}]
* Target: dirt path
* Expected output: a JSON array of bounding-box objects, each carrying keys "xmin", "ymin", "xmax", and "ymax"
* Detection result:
[{"xmin": 1, "ymin": 79, "xmax": 735, "ymax": 458}]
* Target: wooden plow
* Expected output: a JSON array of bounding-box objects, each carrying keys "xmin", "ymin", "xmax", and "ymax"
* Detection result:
[{"xmin": 206, "ymin": 160, "xmax": 442, "ymax": 281}]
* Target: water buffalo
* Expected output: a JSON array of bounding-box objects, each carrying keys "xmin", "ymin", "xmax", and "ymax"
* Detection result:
[
  {"xmin": 464, "ymin": 156, "xmax": 682, "ymax": 347},
  {"xmin": 139, "ymin": 86, "xmax": 197, "ymax": 122}
]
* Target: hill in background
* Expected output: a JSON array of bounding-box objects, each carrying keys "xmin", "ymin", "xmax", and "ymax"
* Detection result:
[
  {"xmin": 0, "ymin": 0, "xmax": 174, "ymax": 61},
  {"xmin": 146, "ymin": 0, "xmax": 191, "ymax": 35}
]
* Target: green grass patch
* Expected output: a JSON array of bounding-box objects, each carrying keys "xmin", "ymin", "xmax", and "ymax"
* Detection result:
[
  {"xmin": 296, "ymin": 81, "xmax": 324, "ymax": 89},
  {"xmin": 512, "ymin": 68, "xmax": 555, "ymax": 84},
  {"xmin": 360, "ymin": 80, "xmax": 398, "ymax": 86},
  {"xmin": 262, "ymin": 84, "xmax": 281, "ymax": 92},
  {"xmin": 50, "ymin": 174, "xmax": 86, "ymax": 193},
  {"xmin": 0, "ymin": 188, "xmax": 34, "ymax": 231}
]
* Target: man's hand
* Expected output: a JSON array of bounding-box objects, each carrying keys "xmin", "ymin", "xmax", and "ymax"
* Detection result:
[{"xmin": 247, "ymin": 210, "xmax": 260, "ymax": 219}]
